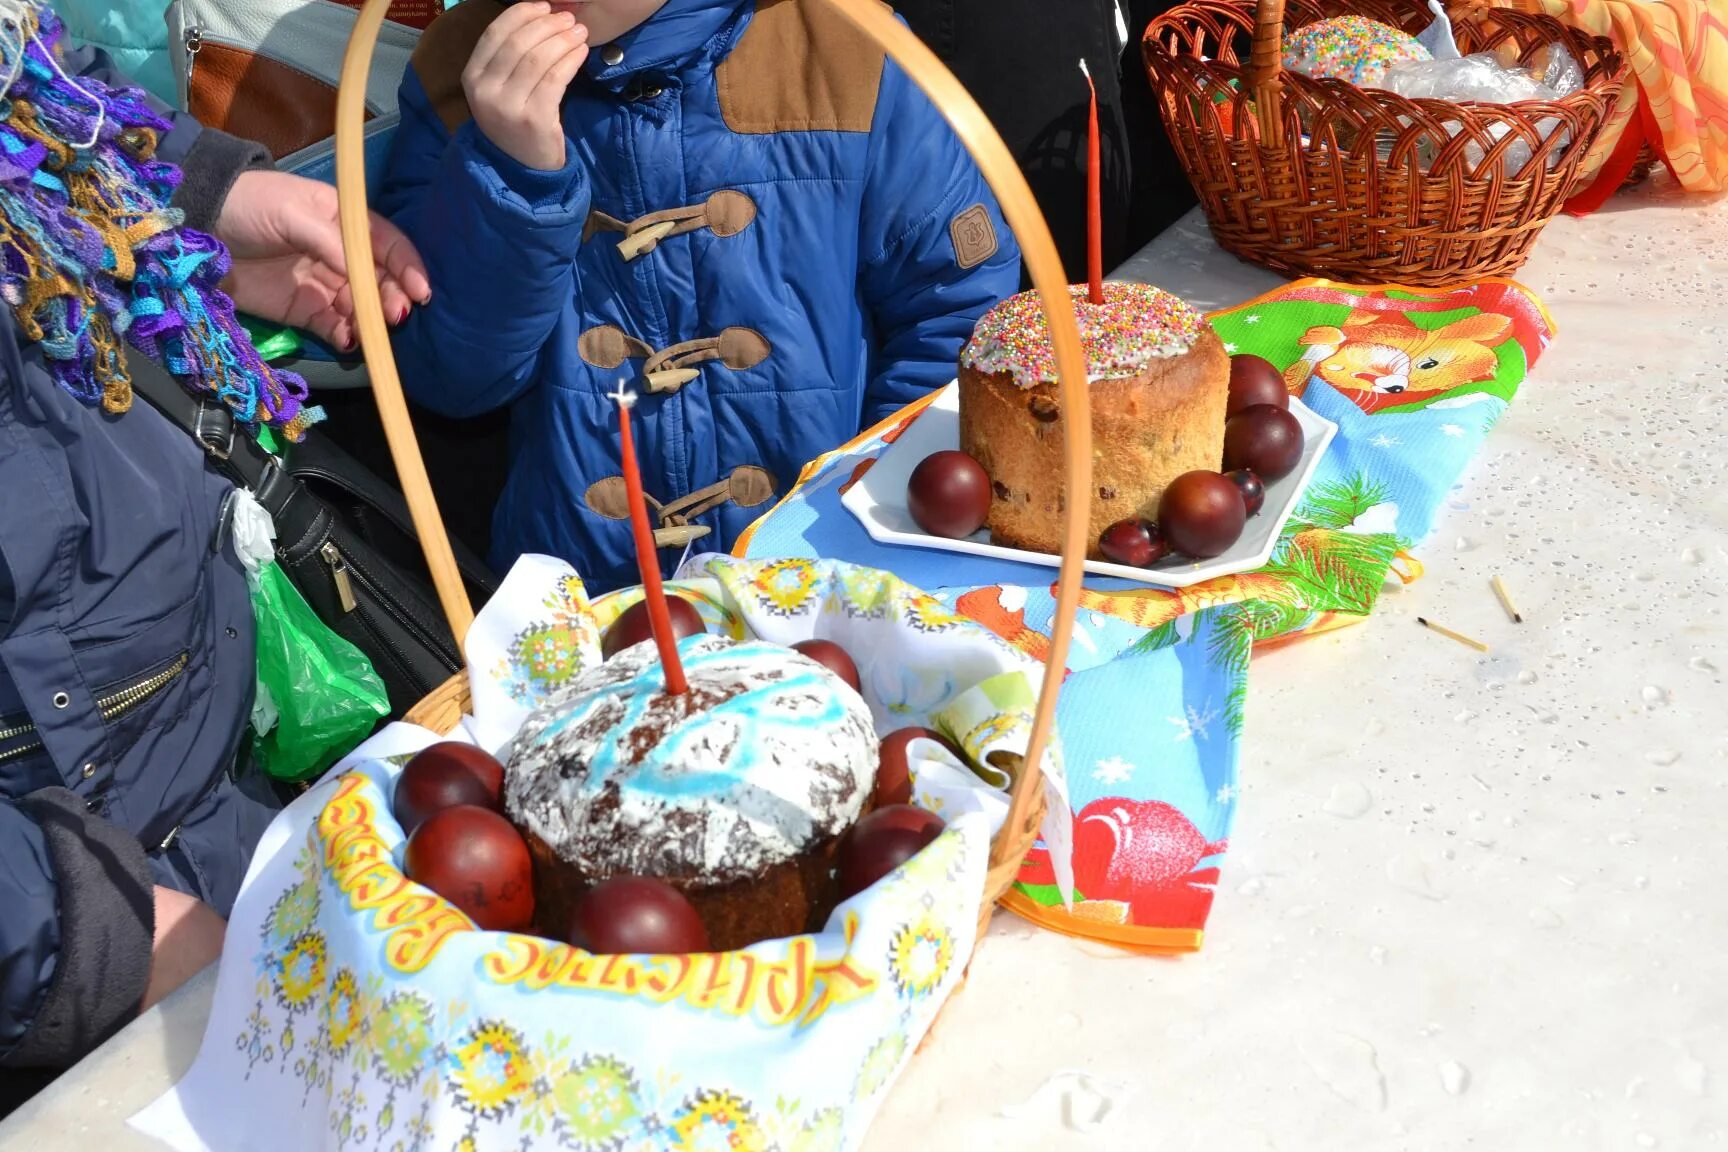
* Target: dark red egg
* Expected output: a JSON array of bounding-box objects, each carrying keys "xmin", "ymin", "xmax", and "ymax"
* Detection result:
[
  {"xmin": 1158, "ymin": 471, "xmax": 1247, "ymax": 559},
  {"xmin": 1227, "ymin": 355, "xmax": 1289, "ymax": 416},
  {"xmin": 792, "ymin": 639, "xmax": 861, "ymax": 693},
  {"xmin": 875, "ymin": 727, "xmax": 963, "ymax": 807},
  {"xmin": 393, "ymin": 742, "xmax": 505, "ymax": 835},
  {"xmin": 1222, "ymin": 404, "xmax": 1304, "ymax": 483},
  {"xmin": 602, "ymin": 594, "xmax": 705, "ymax": 659},
  {"xmin": 1226, "ymin": 468, "xmax": 1266, "ymax": 517},
  {"xmin": 837, "ymin": 804, "xmax": 946, "ymax": 900},
  {"xmin": 566, "ymin": 876, "xmax": 709, "ymax": 955},
  {"xmin": 907, "ymin": 450, "xmax": 992, "ymax": 539},
  {"xmin": 1098, "ymin": 518, "xmax": 1170, "ymax": 568},
  {"xmin": 404, "ymin": 806, "xmax": 534, "ymax": 932}
]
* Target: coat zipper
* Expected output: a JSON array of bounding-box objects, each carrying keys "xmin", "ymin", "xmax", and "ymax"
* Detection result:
[{"xmin": 0, "ymin": 652, "xmax": 191, "ymax": 765}]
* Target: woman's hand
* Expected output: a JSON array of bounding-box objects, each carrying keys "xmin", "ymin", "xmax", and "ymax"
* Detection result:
[
  {"xmin": 214, "ymin": 169, "xmax": 433, "ymax": 352},
  {"xmin": 142, "ymin": 886, "xmax": 228, "ymax": 1011},
  {"xmin": 463, "ymin": 2, "xmax": 589, "ymax": 171}
]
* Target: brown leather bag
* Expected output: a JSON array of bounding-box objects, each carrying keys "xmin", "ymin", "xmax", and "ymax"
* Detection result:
[{"xmin": 167, "ymin": 0, "xmax": 434, "ymax": 164}]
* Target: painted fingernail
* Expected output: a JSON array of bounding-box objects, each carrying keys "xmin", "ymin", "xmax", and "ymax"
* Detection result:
[{"xmin": 393, "ymin": 306, "xmax": 408, "ymax": 324}]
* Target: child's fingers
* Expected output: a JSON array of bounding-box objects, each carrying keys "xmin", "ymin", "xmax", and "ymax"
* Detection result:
[
  {"xmin": 529, "ymin": 40, "xmax": 588, "ymax": 110},
  {"xmin": 474, "ymin": 9, "xmax": 576, "ymax": 93},
  {"xmin": 503, "ymin": 23, "xmax": 587, "ymax": 103},
  {"xmin": 464, "ymin": 2, "xmax": 552, "ymax": 82}
]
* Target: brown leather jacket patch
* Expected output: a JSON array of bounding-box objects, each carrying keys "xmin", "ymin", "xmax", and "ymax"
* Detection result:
[
  {"xmin": 410, "ymin": 0, "xmax": 506, "ymax": 135},
  {"xmin": 949, "ymin": 204, "xmax": 999, "ymax": 270},
  {"xmin": 716, "ymin": 0, "xmax": 887, "ymax": 135}
]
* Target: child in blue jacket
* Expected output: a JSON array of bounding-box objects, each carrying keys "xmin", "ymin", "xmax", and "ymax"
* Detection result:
[{"xmin": 380, "ymin": 0, "xmax": 1020, "ymax": 591}]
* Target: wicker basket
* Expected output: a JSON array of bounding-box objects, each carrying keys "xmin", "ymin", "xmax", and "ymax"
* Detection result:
[
  {"xmin": 1142, "ymin": 0, "xmax": 1630, "ymax": 285},
  {"xmin": 335, "ymin": 0, "xmax": 1088, "ymax": 963}
]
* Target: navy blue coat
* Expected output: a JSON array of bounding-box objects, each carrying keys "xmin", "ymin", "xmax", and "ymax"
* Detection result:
[{"xmin": 0, "ymin": 50, "xmax": 276, "ymax": 1071}]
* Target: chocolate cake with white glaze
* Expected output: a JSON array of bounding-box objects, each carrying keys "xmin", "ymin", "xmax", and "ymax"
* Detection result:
[
  {"xmin": 959, "ymin": 282, "xmax": 1229, "ymax": 557},
  {"xmin": 504, "ymin": 633, "xmax": 877, "ymax": 950}
]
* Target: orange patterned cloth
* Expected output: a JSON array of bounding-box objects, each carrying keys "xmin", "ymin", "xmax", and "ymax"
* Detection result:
[{"xmin": 1485, "ymin": 0, "xmax": 1728, "ymax": 206}]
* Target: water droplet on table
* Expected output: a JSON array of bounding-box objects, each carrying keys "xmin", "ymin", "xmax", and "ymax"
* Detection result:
[
  {"xmin": 1647, "ymin": 749, "xmax": 1682, "ymax": 767},
  {"xmin": 1690, "ymin": 656, "xmax": 1719, "ymax": 674},
  {"xmin": 1440, "ymin": 1061, "xmax": 1471, "ymax": 1096},
  {"xmin": 998, "ymin": 1070, "xmax": 1124, "ymax": 1133},
  {"xmin": 1677, "ymin": 1056, "xmax": 1709, "ymax": 1095},
  {"xmin": 1529, "ymin": 907, "xmax": 1564, "ymax": 929},
  {"xmin": 1388, "ymin": 856, "xmax": 1446, "ymax": 901},
  {"xmin": 1297, "ymin": 1033, "xmax": 1388, "ymax": 1112},
  {"xmin": 1643, "ymin": 686, "xmax": 1672, "ymax": 708},
  {"xmin": 1637, "ymin": 1134, "xmax": 1660, "ymax": 1148},
  {"xmin": 1324, "ymin": 782, "xmax": 1373, "ymax": 819}
]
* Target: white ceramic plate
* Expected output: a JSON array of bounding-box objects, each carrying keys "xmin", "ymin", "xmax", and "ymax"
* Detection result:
[{"xmin": 840, "ymin": 382, "xmax": 1337, "ymax": 588}]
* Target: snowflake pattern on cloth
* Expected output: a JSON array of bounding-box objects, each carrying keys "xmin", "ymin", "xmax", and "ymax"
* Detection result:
[{"xmin": 737, "ymin": 277, "xmax": 1553, "ymax": 952}]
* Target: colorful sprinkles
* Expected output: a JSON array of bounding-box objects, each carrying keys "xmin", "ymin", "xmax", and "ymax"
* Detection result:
[
  {"xmin": 962, "ymin": 282, "xmax": 1207, "ymax": 389},
  {"xmin": 1281, "ymin": 15, "xmax": 1431, "ymax": 88}
]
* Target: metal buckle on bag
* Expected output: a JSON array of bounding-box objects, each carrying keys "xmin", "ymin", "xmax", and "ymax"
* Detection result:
[{"xmin": 192, "ymin": 403, "xmax": 235, "ymax": 462}]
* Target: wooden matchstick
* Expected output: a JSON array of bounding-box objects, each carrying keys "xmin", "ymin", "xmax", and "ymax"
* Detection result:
[
  {"xmin": 1417, "ymin": 617, "xmax": 1490, "ymax": 654},
  {"xmin": 1491, "ymin": 575, "xmax": 1523, "ymax": 624}
]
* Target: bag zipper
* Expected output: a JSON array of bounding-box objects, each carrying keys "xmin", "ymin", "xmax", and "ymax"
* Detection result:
[
  {"xmin": 0, "ymin": 652, "xmax": 191, "ymax": 766},
  {"xmin": 182, "ymin": 24, "xmax": 390, "ymax": 115},
  {"xmin": 321, "ymin": 540, "xmax": 358, "ymax": 613},
  {"xmin": 314, "ymin": 531, "xmax": 460, "ymax": 672}
]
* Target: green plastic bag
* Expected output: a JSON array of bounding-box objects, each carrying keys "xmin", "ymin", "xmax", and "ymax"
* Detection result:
[
  {"xmin": 249, "ymin": 563, "xmax": 389, "ymax": 781},
  {"xmin": 231, "ymin": 489, "xmax": 388, "ymax": 781},
  {"xmin": 240, "ymin": 316, "xmax": 304, "ymax": 363}
]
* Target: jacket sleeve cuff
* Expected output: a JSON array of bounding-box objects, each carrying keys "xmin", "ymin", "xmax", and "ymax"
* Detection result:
[
  {"xmin": 2, "ymin": 790, "xmax": 155, "ymax": 1069},
  {"xmin": 170, "ymin": 128, "xmax": 276, "ymax": 236},
  {"xmin": 464, "ymin": 125, "xmax": 586, "ymax": 216}
]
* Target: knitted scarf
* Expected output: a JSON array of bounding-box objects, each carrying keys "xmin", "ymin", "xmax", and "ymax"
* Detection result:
[{"xmin": 0, "ymin": 3, "xmax": 319, "ymax": 440}]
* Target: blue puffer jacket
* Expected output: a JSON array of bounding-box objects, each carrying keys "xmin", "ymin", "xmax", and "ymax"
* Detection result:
[
  {"xmin": 381, "ymin": 0, "xmax": 1019, "ymax": 591},
  {"xmin": 1, "ymin": 47, "xmax": 273, "ymax": 1071}
]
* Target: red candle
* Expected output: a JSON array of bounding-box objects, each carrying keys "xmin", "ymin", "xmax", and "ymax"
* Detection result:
[
  {"xmin": 610, "ymin": 383, "xmax": 688, "ymax": 695},
  {"xmin": 1081, "ymin": 58, "xmax": 1103, "ymax": 306}
]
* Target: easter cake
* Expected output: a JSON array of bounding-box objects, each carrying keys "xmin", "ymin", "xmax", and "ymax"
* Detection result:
[
  {"xmin": 504, "ymin": 632, "xmax": 878, "ymax": 952},
  {"xmin": 957, "ymin": 282, "xmax": 1231, "ymax": 558}
]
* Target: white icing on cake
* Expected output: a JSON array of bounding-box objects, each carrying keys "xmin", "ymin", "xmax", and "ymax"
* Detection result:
[{"xmin": 504, "ymin": 634, "xmax": 876, "ymax": 884}]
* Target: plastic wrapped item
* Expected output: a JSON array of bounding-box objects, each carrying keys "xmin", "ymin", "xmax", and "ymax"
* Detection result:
[
  {"xmin": 1382, "ymin": 45, "xmax": 1584, "ymax": 173},
  {"xmin": 231, "ymin": 490, "xmax": 389, "ymax": 782}
]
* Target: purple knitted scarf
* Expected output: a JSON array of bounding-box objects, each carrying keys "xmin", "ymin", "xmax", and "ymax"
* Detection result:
[{"xmin": 0, "ymin": 5, "xmax": 320, "ymax": 440}]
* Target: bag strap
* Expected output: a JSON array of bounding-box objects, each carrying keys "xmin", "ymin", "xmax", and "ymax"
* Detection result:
[
  {"xmin": 129, "ymin": 354, "xmax": 279, "ymax": 490},
  {"xmin": 128, "ymin": 358, "xmax": 499, "ymax": 596}
]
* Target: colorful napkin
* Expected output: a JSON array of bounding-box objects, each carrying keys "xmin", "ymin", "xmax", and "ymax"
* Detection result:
[
  {"xmin": 132, "ymin": 555, "xmax": 1072, "ymax": 1152},
  {"xmin": 738, "ymin": 278, "xmax": 1555, "ymax": 952}
]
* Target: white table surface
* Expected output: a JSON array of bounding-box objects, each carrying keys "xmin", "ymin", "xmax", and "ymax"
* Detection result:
[{"xmin": 7, "ymin": 184, "xmax": 1725, "ymax": 1152}]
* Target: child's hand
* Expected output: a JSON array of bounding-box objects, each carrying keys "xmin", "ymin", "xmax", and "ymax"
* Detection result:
[{"xmin": 463, "ymin": 2, "xmax": 589, "ymax": 172}]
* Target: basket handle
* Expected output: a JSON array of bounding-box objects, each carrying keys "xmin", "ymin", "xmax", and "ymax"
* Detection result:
[
  {"xmin": 817, "ymin": 0, "xmax": 1088, "ymax": 868},
  {"xmin": 336, "ymin": 0, "xmax": 1091, "ymax": 870},
  {"xmin": 1243, "ymin": 0, "xmax": 1287, "ymax": 144},
  {"xmin": 335, "ymin": 0, "xmax": 475, "ymax": 650}
]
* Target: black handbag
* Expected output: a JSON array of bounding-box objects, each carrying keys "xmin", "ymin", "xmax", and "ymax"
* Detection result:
[{"xmin": 130, "ymin": 360, "xmax": 497, "ymax": 718}]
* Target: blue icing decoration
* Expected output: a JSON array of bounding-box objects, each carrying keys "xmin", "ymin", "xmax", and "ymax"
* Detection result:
[
  {"xmin": 534, "ymin": 636, "xmax": 854, "ymax": 802},
  {"xmin": 506, "ymin": 634, "xmax": 877, "ymax": 882}
]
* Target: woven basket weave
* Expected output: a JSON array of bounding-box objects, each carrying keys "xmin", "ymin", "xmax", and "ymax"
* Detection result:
[{"xmin": 1142, "ymin": 0, "xmax": 1630, "ymax": 285}]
